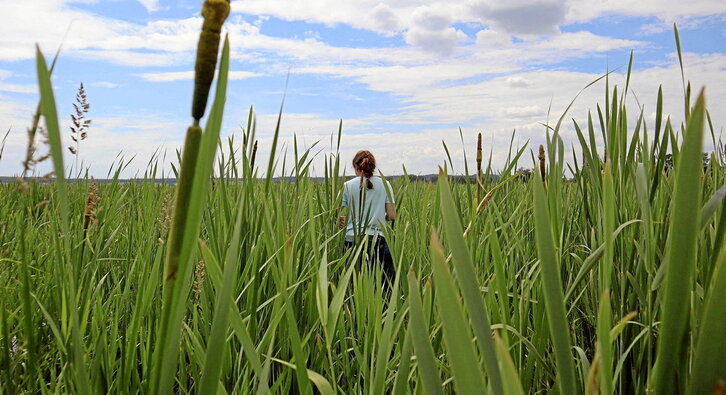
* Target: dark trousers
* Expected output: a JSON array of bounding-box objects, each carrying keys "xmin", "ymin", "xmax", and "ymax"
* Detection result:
[{"xmin": 344, "ymin": 235, "xmax": 395, "ymax": 286}]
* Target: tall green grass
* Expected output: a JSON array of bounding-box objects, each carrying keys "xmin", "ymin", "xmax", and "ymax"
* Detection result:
[{"xmin": 0, "ymin": 22, "xmax": 724, "ymax": 394}]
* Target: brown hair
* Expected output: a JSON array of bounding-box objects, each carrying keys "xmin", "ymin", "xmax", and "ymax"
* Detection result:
[{"xmin": 353, "ymin": 150, "xmax": 376, "ymax": 189}]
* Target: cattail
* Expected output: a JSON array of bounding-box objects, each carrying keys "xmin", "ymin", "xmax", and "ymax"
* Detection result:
[
  {"xmin": 476, "ymin": 132, "xmax": 483, "ymax": 172},
  {"xmin": 192, "ymin": 0, "xmax": 231, "ymax": 121},
  {"xmin": 250, "ymin": 140, "xmax": 258, "ymax": 169},
  {"xmin": 476, "ymin": 132, "xmax": 483, "ymax": 198},
  {"xmin": 165, "ymin": 125, "xmax": 202, "ymax": 282},
  {"xmin": 83, "ymin": 179, "xmax": 100, "ymax": 230},
  {"xmin": 538, "ymin": 144, "xmax": 546, "ymax": 183}
]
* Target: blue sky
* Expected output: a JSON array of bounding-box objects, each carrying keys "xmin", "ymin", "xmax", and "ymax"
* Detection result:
[{"xmin": 0, "ymin": 0, "xmax": 724, "ymax": 177}]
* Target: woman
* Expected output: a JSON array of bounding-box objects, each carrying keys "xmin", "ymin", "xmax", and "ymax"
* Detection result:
[{"xmin": 338, "ymin": 150, "xmax": 396, "ymax": 284}]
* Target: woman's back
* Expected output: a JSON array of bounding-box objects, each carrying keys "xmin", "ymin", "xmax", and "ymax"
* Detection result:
[{"xmin": 341, "ymin": 176, "xmax": 394, "ymax": 240}]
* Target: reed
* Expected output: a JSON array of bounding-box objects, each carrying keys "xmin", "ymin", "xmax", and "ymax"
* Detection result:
[{"xmin": 1, "ymin": 23, "xmax": 723, "ymax": 394}]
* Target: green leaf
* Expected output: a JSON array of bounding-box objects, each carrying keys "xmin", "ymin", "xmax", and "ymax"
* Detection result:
[
  {"xmin": 690, "ymin": 247, "xmax": 726, "ymax": 394},
  {"xmin": 532, "ymin": 167, "xmax": 577, "ymax": 395},
  {"xmin": 429, "ymin": 230, "xmax": 486, "ymax": 394},
  {"xmin": 437, "ymin": 170, "xmax": 503, "ymax": 394},
  {"xmin": 406, "ymin": 267, "xmax": 443, "ymax": 395},
  {"xmin": 494, "ymin": 333, "xmax": 524, "ymax": 395},
  {"xmin": 651, "ymin": 90, "xmax": 706, "ymax": 393}
]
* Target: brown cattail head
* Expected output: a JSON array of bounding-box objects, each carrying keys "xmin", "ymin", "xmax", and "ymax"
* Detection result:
[
  {"xmin": 476, "ymin": 132, "xmax": 482, "ymax": 169},
  {"xmin": 353, "ymin": 150, "xmax": 376, "ymax": 189},
  {"xmin": 250, "ymin": 140, "xmax": 258, "ymax": 169},
  {"xmin": 192, "ymin": 0, "xmax": 231, "ymax": 121},
  {"xmin": 538, "ymin": 144, "xmax": 546, "ymax": 182},
  {"xmin": 83, "ymin": 178, "xmax": 100, "ymax": 230}
]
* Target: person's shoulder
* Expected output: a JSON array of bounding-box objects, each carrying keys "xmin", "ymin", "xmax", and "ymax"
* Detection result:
[
  {"xmin": 372, "ymin": 176, "xmax": 390, "ymax": 185},
  {"xmin": 344, "ymin": 177, "xmax": 359, "ymax": 187},
  {"xmin": 372, "ymin": 176, "xmax": 391, "ymax": 190}
]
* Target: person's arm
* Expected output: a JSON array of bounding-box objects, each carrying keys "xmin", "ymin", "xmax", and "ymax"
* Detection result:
[
  {"xmin": 385, "ymin": 203, "xmax": 396, "ymax": 221},
  {"xmin": 384, "ymin": 179, "xmax": 396, "ymax": 221},
  {"xmin": 338, "ymin": 184, "xmax": 348, "ymax": 229},
  {"xmin": 338, "ymin": 207, "xmax": 347, "ymax": 229}
]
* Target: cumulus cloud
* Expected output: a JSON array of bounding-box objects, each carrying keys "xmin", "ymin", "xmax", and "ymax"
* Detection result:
[
  {"xmin": 368, "ymin": 3, "xmax": 401, "ymax": 33},
  {"xmin": 469, "ymin": 0, "xmax": 567, "ymax": 35},
  {"xmin": 475, "ymin": 29, "xmax": 512, "ymax": 47},
  {"xmin": 0, "ymin": 0, "xmax": 723, "ymax": 177},
  {"xmin": 404, "ymin": 26, "xmax": 467, "ymax": 54}
]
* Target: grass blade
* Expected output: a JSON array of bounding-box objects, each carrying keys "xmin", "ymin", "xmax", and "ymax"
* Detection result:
[
  {"xmin": 532, "ymin": 166, "xmax": 577, "ymax": 394},
  {"xmin": 651, "ymin": 90, "xmax": 706, "ymax": 393},
  {"xmin": 407, "ymin": 267, "xmax": 443, "ymax": 395},
  {"xmin": 429, "ymin": 229, "xmax": 486, "ymax": 394}
]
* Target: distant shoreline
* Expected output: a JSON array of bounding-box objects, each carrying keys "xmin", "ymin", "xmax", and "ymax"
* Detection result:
[{"xmin": 0, "ymin": 174, "xmax": 500, "ymax": 184}]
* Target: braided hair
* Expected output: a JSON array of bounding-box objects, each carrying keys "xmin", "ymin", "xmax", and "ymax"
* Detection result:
[{"xmin": 353, "ymin": 150, "xmax": 376, "ymax": 189}]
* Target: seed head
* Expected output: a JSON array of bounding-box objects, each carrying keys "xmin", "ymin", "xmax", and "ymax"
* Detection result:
[
  {"xmin": 538, "ymin": 144, "xmax": 546, "ymax": 182},
  {"xmin": 83, "ymin": 179, "xmax": 101, "ymax": 230},
  {"xmin": 192, "ymin": 0, "xmax": 231, "ymax": 121}
]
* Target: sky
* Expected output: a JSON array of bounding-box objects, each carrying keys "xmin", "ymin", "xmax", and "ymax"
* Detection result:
[{"xmin": 0, "ymin": 0, "xmax": 724, "ymax": 178}]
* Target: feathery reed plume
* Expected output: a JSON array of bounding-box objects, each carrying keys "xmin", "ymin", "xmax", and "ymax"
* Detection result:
[
  {"xmin": 23, "ymin": 38, "xmax": 64, "ymax": 177},
  {"xmin": 68, "ymin": 83, "xmax": 91, "ymax": 172},
  {"xmin": 83, "ymin": 178, "xmax": 100, "ymax": 231},
  {"xmin": 192, "ymin": 0, "xmax": 231, "ymax": 121},
  {"xmin": 538, "ymin": 144, "xmax": 546, "ymax": 183},
  {"xmin": 192, "ymin": 259, "xmax": 206, "ymax": 308},
  {"xmin": 157, "ymin": 191, "xmax": 173, "ymax": 245},
  {"xmin": 22, "ymin": 124, "xmax": 50, "ymax": 176}
]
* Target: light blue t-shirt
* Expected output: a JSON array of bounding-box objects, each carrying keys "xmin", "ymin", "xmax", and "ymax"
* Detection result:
[{"xmin": 341, "ymin": 176, "xmax": 394, "ymax": 240}]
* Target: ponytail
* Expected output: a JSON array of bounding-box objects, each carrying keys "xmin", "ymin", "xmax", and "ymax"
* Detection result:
[{"xmin": 353, "ymin": 150, "xmax": 376, "ymax": 189}]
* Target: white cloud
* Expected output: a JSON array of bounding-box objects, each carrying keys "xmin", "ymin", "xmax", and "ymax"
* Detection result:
[
  {"xmin": 91, "ymin": 81, "xmax": 121, "ymax": 88},
  {"xmin": 506, "ymin": 76, "xmax": 532, "ymax": 87},
  {"xmin": 475, "ymin": 29, "xmax": 512, "ymax": 47},
  {"xmin": 500, "ymin": 105, "xmax": 543, "ymax": 117},
  {"xmin": 404, "ymin": 26, "xmax": 468, "ymax": 54},
  {"xmin": 0, "ymin": 0, "xmax": 723, "ymax": 178},
  {"xmin": 137, "ymin": 0, "xmax": 161, "ymax": 12},
  {"xmin": 565, "ymin": 0, "xmax": 726, "ymax": 24},
  {"xmin": 137, "ymin": 70, "xmax": 262, "ymax": 82},
  {"xmin": 531, "ymin": 31, "xmax": 643, "ymax": 52},
  {"xmin": 229, "ymin": 0, "xmax": 725, "ymax": 38},
  {"xmin": 0, "ymin": 83, "xmax": 36, "ymax": 94},
  {"xmin": 469, "ymin": 0, "xmax": 566, "ymax": 35},
  {"xmin": 368, "ymin": 3, "xmax": 400, "ymax": 33}
]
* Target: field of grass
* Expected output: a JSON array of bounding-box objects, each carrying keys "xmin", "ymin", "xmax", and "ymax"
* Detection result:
[{"xmin": 1, "ymin": 4, "xmax": 725, "ymax": 394}]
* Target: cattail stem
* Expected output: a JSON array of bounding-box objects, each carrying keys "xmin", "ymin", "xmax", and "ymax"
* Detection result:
[{"xmin": 164, "ymin": 125, "xmax": 202, "ymax": 282}]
